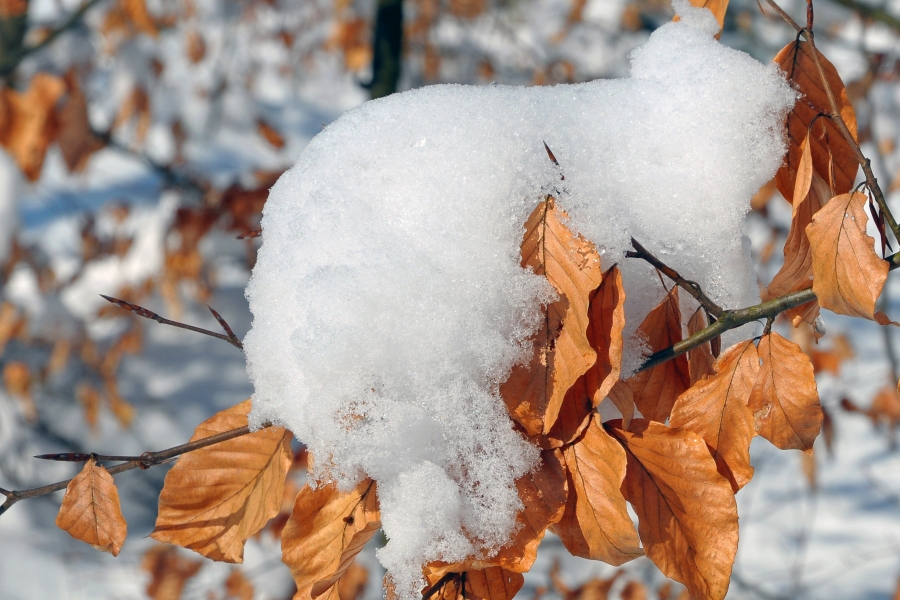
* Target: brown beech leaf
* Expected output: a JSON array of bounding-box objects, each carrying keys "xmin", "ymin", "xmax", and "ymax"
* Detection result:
[
  {"xmin": 749, "ymin": 333, "xmax": 822, "ymax": 453},
  {"xmin": 0, "ymin": 73, "xmax": 66, "ymax": 181},
  {"xmin": 281, "ymin": 478, "xmax": 380, "ymax": 600},
  {"xmin": 55, "ymin": 457, "xmax": 127, "ymax": 555},
  {"xmin": 669, "ymin": 340, "xmax": 759, "ymax": 491},
  {"xmin": 501, "ymin": 197, "xmax": 603, "ymax": 437},
  {"xmin": 766, "ymin": 173, "xmax": 832, "ymax": 325},
  {"xmin": 607, "ymin": 419, "xmax": 738, "ymax": 600},
  {"xmin": 258, "ymin": 120, "xmax": 286, "ymax": 149},
  {"xmin": 807, "ymin": 192, "xmax": 889, "ymax": 321},
  {"xmin": 151, "ymin": 400, "xmax": 293, "ymax": 563},
  {"xmin": 424, "ymin": 567, "xmax": 524, "ymax": 600},
  {"xmin": 686, "ymin": 309, "xmax": 715, "ymax": 385},
  {"xmin": 57, "ymin": 73, "xmax": 105, "ymax": 173},
  {"xmin": 142, "ymin": 545, "xmax": 203, "ymax": 600},
  {"xmin": 552, "ymin": 417, "xmax": 643, "ymax": 565},
  {"xmin": 625, "ymin": 287, "xmax": 690, "ymax": 423},
  {"xmin": 607, "ymin": 380, "xmax": 635, "ymax": 430},
  {"xmin": 338, "ymin": 561, "xmax": 369, "ymax": 600},
  {"xmin": 774, "ymin": 40, "xmax": 858, "ymax": 203},
  {"xmin": 546, "ymin": 265, "xmax": 626, "ymax": 446}
]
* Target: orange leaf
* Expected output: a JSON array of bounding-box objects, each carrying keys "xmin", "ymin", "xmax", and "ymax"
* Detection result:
[
  {"xmin": 0, "ymin": 73, "xmax": 66, "ymax": 181},
  {"xmin": 606, "ymin": 380, "xmax": 635, "ymax": 430},
  {"xmin": 625, "ymin": 287, "xmax": 690, "ymax": 423},
  {"xmin": 765, "ymin": 173, "xmax": 831, "ymax": 324},
  {"xmin": 501, "ymin": 197, "xmax": 604, "ymax": 437},
  {"xmin": 774, "ymin": 40, "xmax": 858, "ymax": 203},
  {"xmin": 669, "ymin": 340, "xmax": 759, "ymax": 491},
  {"xmin": 281, "ymin": 478, "xmax": 381, "ymax": 600},
  {"xmin": 258, "ymin": 119, "xmax": 286, "ymax": 149},
  {"xmin": 338, "ymin": 561, "xmax": 369, "ymax": 600},
  {"xmin": 142, "ymin": 545, "xmax": 203, "ymax": 600},
  {"xmin": 686, "ymin": 309, "xmax": 715, "ymax": 385},
  {"xmin": 806, "ymin": 192, "xmax": 888, "ymax": 320},
  {"xmin": 151, "ymin": 400, "xmax": 293, "ymax": 562},
  {"xmin": 674, "ymin": 0, "xmax": 729, "ymax": 30},
  {"xmin": 55, "ymin": 457, "xmax": 127, "ymax": 556},
  {"xmin": 546, "ymin": 265, "xmax": 626, "ymax": 446},
  {"xmin": 57, "ymin": 73, "xmax": 104, "ymax": 173},
  {"xmin": 552, "ymin": 418, "xmax": 643, "ymax": 565},
  {"xmin": 424, "ymin": 567, "xmax": 524, "ymax": 600},
  {"xmin": 749, "ymin": 333, "xmax": 822, "ymax": 453},
  {"xmin": 607, "ymin": 420, "xmax": 738, "ymax": 600}
]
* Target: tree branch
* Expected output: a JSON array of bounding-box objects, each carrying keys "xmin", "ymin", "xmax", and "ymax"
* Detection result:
[
  {"xmin": 765, "ymin": 0, "xmax": 900, "ymax": 246},
  {"xmin": 0, "ymin": 424, "xmax": 268, "ymax": 517},
  {"xmin": 637, "ymin": 253, "xmax": 900, "ymax": 372},
  {"xmin": 101, "ymin": 295, "xmax": 243, "ymax": 350},
  {"xmin": 0, "ymin": 0, "xmax": 109, "ymax": 77},
  {"xmin": 626, "ymin": 237, "xmax": 724, "ymax": 318}
]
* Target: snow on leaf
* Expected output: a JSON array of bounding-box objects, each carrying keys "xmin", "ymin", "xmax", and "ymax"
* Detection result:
[
  {"xmin": 607, "ymin": 419, "xmax": 738, "ymax": 600},
  {"xmin": 55, "ymin": 457, "xmax": 127, "ymax": 556},
  {"xmin": 806, "ymin": 192, "xmax": 888, "ymax": 321},
  {"xmin": 749, "ymin": 333, "xmax": 822, "ymax": 453},
  {"xmin": 281, "ymin": 478, "xmax": 380, "ymax": 600},
  {"xmin": 669, "ymin": 340, "xmax": 759, "ymax": 491},
  {"xmin": 552, "ymin": 417, "xmax": 643, "ymax": 565},
  {"xmin": 151, "ymin": 399, "xmax": 293, "ymax": 563},
  {"xmin": 546, "ymin": 264, "xmax": 626, "ymax": 447},
  {"xmin": 625, "ymin": 287, "xmax": 690, "ymax": 423},
  {"xmin": 500, "ymin": 196, "xmax": 604, "ymax": 438},
  {"xmin": 774, "ymin": 40, "xmax": 858, "ymax": 203}
]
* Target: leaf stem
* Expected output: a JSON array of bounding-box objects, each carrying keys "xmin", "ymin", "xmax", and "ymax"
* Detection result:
[
  {"xmin": 0, "ymin": 424, "xmax": 267, "ymax": 517},
  {"xmin": 626, "ymin": 237, "xmax": 724, "ymax": 318}
]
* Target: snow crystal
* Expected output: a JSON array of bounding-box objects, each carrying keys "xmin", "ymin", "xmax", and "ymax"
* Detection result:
[{"xmin": 244, "ymin": 2, "xmax": 796, "ymax": 597}]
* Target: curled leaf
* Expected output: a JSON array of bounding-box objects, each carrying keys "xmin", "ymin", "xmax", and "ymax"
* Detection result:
[
  {"xmin": 151, "ymin": 400, "xmax": 293, "ymax": 562},
  {"xmin": 56, "ymin": 457, "xmax": 127, "ymax": 556},
  {"xmin": 282, "ymin": 478, "xmax": 380, "ymax": 600},
  {"xmin": 669, "ymin": 340, "xmax": 759, "ymax": 491},
  {"xmin": 806, "ymin": 192, "xmax": 888, "ymax": 321},
  {"xmin": 749, "ymin": 333, "xmax": 822, "ymax": 453},
  {"xmin": 607, "ymin": 420, "xmax": 738, "ymax": 600},
  {"xmin": 686, "ymin": 309, "xmax": 715, "ymax": 385},
  {"xmin": 552, "ymin": 418, "xmax": 643, "ymax": 565},
  {"xmin": 424, "ymin": 567, "xmax": 524, "ymax": 600}
]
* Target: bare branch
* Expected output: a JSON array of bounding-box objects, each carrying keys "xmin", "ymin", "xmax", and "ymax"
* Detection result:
[
  {"xmin": 626, "ymin": 237, "xmax": 724, "ymax": 318},
  {"xmin": 1, "ymin": 424, "xmax": 267, "ymax": 517},
  {"xmin": 100, "ymin": 295, "xmax": 243, "ymax": 350}
]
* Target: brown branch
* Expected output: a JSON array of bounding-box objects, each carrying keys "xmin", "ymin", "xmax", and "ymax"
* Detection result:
[
  {"xmin": 638, "ymin": 253, "xmax": 900, "ymax": 372},
  {"xmin": 626, "ymin": 237, "xmax": 724, "ymax": 318},
  {"xmin": 764, "ymin": 0, "xmax": 900, "ymax": 246},
  {"xmin": 0, "ymin": 424, "xmax": 267, "ymax": 517},
  {"xmin": 101, "ymin": 295, "xmax": 243, "ymax": 350}
]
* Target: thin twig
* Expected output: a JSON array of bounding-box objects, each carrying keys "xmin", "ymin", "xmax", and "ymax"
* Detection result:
[
  {"xmin": 764, "ymin": 0, "xmax": 900, "ymax": 245},
  {"xmin": 626, "ymin": 237, "xmax": 724, "ymax": 318},
  {"xmin": 638, "ymin": 253, "xmax": 900, "ymax": 372},
  {"xmin": 0, "ymin": 0, "xmax": 109, "ymax": 76},
  {"xmin": 100, "ymin": 295, "xmax": 243, "ymax": 350},
  {"xmin": 0, "ymin": 424, "xmax": 264, "ymax": 516}
]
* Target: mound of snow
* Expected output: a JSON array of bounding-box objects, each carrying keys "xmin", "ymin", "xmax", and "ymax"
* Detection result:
[{"xmin": 244, "ymin": 2, "xmax": 795, "ymax": 597}]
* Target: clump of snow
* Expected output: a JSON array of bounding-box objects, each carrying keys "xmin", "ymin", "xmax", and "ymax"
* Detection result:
[{"xmin": 243, "ymin": 2, "xmax": 795, "ymax": 597}]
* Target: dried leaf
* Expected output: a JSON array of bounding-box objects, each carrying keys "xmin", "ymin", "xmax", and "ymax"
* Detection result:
[
  {"xmin": 670, "ymin": 340, "xmax": 759, "ymax": 491},
  {"xmin": 123, "ymin": 0, "xmax": 159, "ymax": 37},
  {"xmin": 608, "ymin": 420, "xmax": 738, "ymax": 600},
  {"xmin": 686, "ymin": 309, "xmax": 715, "ymax": 385},
  {"xmin": 0, "ymin": 73, "xmax": 66, "ymax": 181},
  {"xmin": 3, "ymin": 361, "xmax": 34, "ymax": 421},
  {"xmin": 552, "ymin": 418, "xmax": 643, "ymax": 565},
  {"xmin": 606, "ymin": 380, "xmax": 635, "ymax": 430},
  {"xmin": 142, "ymin": 545, "xmax": 203, "ymax": 600},
  {"xmin": 807, "ymin": 192, "xmax": 888, "ymax": 320},
  {"xmin": 621, "ymin": 581, "xmax": 648, "ymax": 600},
  {"xmin": 765, "ymin": 173, "xmax": 832, "ymax": 323},
  {"xmin": 258, "ymin": 120, "xmax": 286, "ymax": 149},
  {"xmin": 546, "ymin": 265, "xmax": 626, "ymax": 446},
  {"xmin": 225, "ymin": 569, "xmax": 255, "ymax": 600},
  {"xmin": 625, "ymin": 287, "xmax": 690, "ymax": 423},
  {"xmin": 749, "ymin": 333, "xmax": 822, "ymax": 453},
  {"xmin": 186, "ymin": 30, "xmax": 206, "ymax": 63},
  {"xmin": 281, "ymin": 478, "xmax": 380, "ymax": 599},
  {"xmin": 774, "ymin": 40, "xmax": 858, "ymax": 203},
  {"xmin": 57, "ymin": 73, "xmax": 104, "ymax": 173},
  {"xmin": 55, "ymin": 458, "xmax": 127, "ymax": 555},
  {"xmin": 424, "ymin": 567, "xmax": 524, "ymax": 600},
  {"xmin": 501, "ymin": 197, "xmax": 604, "ymax": 437},
  {"xmin": 151, "ymin": 400, "xmax": 293, "ymax": 563},
  {"xmin": 337, "ymin": 562, "xmax": 369, "ymax": 600}
]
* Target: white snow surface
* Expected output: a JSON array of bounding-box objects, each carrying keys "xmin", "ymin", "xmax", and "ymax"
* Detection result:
[{"xmin": 243, "ymin": 3, "xmax": 796, "ymax": 597}]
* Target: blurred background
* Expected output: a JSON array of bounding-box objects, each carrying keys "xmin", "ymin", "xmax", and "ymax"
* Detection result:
[{"xmin": 0, "ymin": 0, "xmax": 900, "ymax": 598}]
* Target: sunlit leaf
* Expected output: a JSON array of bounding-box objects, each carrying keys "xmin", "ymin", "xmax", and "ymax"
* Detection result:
[
  {"xmin": 686, "ymin": 308, "xmax": 714, "ymax": 385},
  {"xmin": 55, "ymin": 457, "xmax": 127, "ymax": 556}
]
